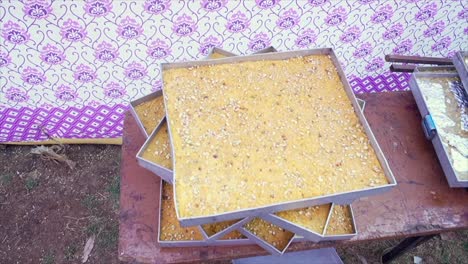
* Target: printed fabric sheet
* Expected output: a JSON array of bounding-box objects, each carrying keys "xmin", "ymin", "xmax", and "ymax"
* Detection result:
[{"xmin": 0, "ymin": 0, "xmax": 467, "ymax": 143}]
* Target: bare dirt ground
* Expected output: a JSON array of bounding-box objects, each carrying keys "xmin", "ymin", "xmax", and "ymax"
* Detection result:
[{"xmin": 0, "ymin": 144, "xmax": 467, "ymax": 264}]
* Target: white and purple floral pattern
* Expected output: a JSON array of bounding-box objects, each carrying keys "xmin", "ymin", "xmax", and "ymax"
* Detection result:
[{"xmin": 0, "ymin": 0, "xmax": 466, "ymax": 142}]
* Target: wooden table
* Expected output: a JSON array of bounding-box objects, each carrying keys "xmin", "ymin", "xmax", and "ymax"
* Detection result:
[{"xmin": 118, "ymin": 92, "xmax": 468, "ymax": 264}]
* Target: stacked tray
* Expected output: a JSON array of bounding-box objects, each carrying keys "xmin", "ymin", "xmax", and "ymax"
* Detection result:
[{"xmin": 131, "ymin": 47, "xmax": 396, "ymax": 255}]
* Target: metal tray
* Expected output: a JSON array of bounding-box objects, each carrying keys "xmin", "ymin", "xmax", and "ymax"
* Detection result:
[
  {"xmin": 414, "ymin": 66, "xmax": 456, "ymax": 73},
  {"xmin": 158, "ymin": 179, "xmax": 258, "ymax": 247},
  {"xmin": 129, "ymin": 90, "xmax": 165, "ymax": 138},
  {"xmin": 409, "ymin": 72, "xmax": 468, "ymax": 188},
  {"xmin": 239, "ymin": 219, "xmax": 296, "ymax": 256},
  {"xmin": 207, "ymin": 229, "xmax": 254, "ymax": 246},
  {"xmin": 206, "ymin": 47, "xmax": 236, "ymax": 59},
  {"xmin": 453, "ymin": 51, "xmax": 468, "ymax": 94},
  {"xmin": 207, "ymin": 46, "xmax": 278, "ymax": 60},
  {"xmin": 264, "ymin": 204, "xmax": 356, "ymax": 242},
  {"xmin": 158, "ymin": 180, "xmax": 208, "ymax": 247},
  {"xmin": 202, "ymin": 217, "xmax": 252, "ymax": 241},
  {"xmin": 163, "ymin": 48, "xmax": 396, "ymax": 226},
  {"xmin": 136, "ymin": 118, "xmax": 173, "ymax": 183}
]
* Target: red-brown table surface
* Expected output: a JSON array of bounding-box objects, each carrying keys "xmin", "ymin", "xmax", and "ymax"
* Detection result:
[{"xmin": 118, "ymin": 91, "xmax": 468, "ymax": 264}]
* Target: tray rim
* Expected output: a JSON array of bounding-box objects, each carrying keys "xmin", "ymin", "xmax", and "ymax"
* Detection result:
[
  {"xmin": 135, "ymin": 117, "xmax": 173, "ymax": 183},
  {"xmin": 322, "ymin": 204, "xmax": 358, "ymax": 240},
  {"xmin": 238, "ymin": 222, "xmax": 296, "ymax": 256},
  {"xmin": 129, "ymin": 89, "xmax": 164, "ymax": 138},
  {"xmin": 201, "ymin": 217, "xmax": 253, "ymax": 241},
  {"xmin": 161, "ymin": 48, "xmax": 396, "ymax": 226},
  {"xmin": 157, "ymin": 179, "xmax": 209, "ymax": 247},
  {"xmin": 452, "ymin": 51, "xmax": 468, "ymax": 94}
]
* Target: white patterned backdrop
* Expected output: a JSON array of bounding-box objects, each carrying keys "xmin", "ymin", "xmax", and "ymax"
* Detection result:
[{"xmin": 0, "ymin": 0, "xmax": 467, "ymax": 142}]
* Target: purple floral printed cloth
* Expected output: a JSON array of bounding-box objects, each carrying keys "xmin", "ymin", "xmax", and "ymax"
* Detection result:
[{"xmin": 0, "ymin": 0, "xmax": 466, "ymax": 142}]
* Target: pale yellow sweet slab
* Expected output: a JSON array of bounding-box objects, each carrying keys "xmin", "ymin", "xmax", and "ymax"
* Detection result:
[{"xmin": 163, "ymin": 55, "xmax": 388, "ymax": 219}]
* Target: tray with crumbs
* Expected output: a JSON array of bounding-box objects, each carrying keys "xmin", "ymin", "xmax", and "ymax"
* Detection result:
[
  {"xmin": 136, "ymin": 118, "xmax": 173, "ymax": 183},
  {"xmin": 161, "ymin": 48, "xmax": 396, "ymax": 226},
  {"xmin": 263, "ymin": 204, "xmax": 331, "ymax": 242},
  {"xmin": 158, "ymin": 180, "xmax": 208, "ymax": 247},
  {"xmin": 293, "ymin": 204, "xmax": 357, "ymax": 242},
  {"xmin": 158, "ymin": 180, "xmax": 256, "ymax": 247},
  {"xmin": 453, "ymin": 51, "xmax": 468, "ymax": 94},
  {"xmin": 409, "ymin": 72, "xmax": 468, "ymax": 187},
  {"xmin": 239, "ymin": 218, "xmax": 295, "ymax": 255},
  {"xmin": 129, "ymin": 90, "xmax": 165, "ymax": 138},
  {"xmin": 137, "ymin": 47, "xmax": 280, "ymax": 183}
]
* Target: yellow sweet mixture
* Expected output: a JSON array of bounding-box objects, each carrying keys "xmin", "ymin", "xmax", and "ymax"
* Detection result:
[
  {"xmin": 141, "ymin": 121, "xmax": 172, "ymax": 169},
  {"xmin": 159, "ymin": 181, "xmax": 204, "ymax": 241},
  {"xmin": 275, "ymin": 204, "xmax": 331, "ymax": 234},
  {"xmin": 201, "ymin": 219, "xmax": 241, "ymax": 237},
  {"xmin": 133, "ymin": 95, "xmax": 165, "ymax": 135},
  {"xmin": 219, "ymin": 230, "xmax": 247, "ymax": 240},
  {"xmin": 244, "ymin": 218, "xmax": 294, "ymax": 251},
  {"xmin": 325, "ymin": 205, "xmax": 355, "ymax": 235},
  {"xmin": 163, "ymin": 55, "xmax": 389, "ymax": 219},
  {"xmin": 160, "ymin": 182, "xmax": 247, "ymax": 241}
]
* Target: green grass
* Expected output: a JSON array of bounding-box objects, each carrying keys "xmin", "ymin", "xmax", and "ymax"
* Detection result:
[
  {"xmin": 98, "ymin": 223, "xmax": 119, "ymax": 249},
  {"xmin": 1, "ymin": 173, "xmax": 13, "ymax": 186},
  {"xmin": 106, "ymin": 175, "xmax": 120, "ymax": 209},
  {"xmin": 41, "ymin": 251, "xmax": 55, "ymax": 264},
  {"xmin": 81, "ymin": 194, "xmax": 100, "ymax": 211},
  {"xmin": 64, "ymin": 243, "xmax": 78, "ymax": 261},
  {"xmin": 25, "ymin": 178, "xmax": 39, "ymax": 191},
  {"xmin": 85, "ymin": 217, "xmax": 104, "ymax": 235}
]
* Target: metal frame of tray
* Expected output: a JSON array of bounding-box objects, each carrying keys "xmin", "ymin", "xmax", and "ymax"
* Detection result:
[
  {"xmin": 129, "ymin": 89, "xmax": 164, "ymax": 138},
  {"xmin": 136, "ymin": 117, "xmax": 173, "ymax": 183},
  {"xmin": 157, "ymin": 179, "xmax": 209, "ymax": 247},
  {"xmin": 409, "ymin": 72, "xmax": 468, "ymax": 188},
  {"xmin": 264, "ymin": 204, "xmax": 357, "ymax": 242},
  {"xmin": 453, "ymin": 51, "xmax": 468, "ymax": 94},
  {"xmin": 239, "ymin": 223, "xmax": 296, "ymax": 256},
  {"xmin": 157, "ymin": 180, "xmax": 257, "ymax": 247},
  {"xmin": 161, "ymin": 48, "xmax": 396, "ymax": 226},
  {"xmin": 201, "ymin": 217, "xmax": 252, "ymax": 241}
]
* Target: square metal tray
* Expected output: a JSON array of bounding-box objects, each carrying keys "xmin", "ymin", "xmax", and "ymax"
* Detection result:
[
  {"xmin": 129, "ymin": 90, "xmax": 164, "ymax": 138},
  {"xmin": 409, "ymin": 72, "xmax": 468, "ymax": 187},
  {"xmin": 453, "ymin": 51, "xmax": 468, "ymax": 94},
  {"xmin": 161, "ymin": 48, "xmax": 396, "ymax": 226}
]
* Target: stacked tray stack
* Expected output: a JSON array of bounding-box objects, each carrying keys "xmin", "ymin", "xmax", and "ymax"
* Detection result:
[{"xmin": 130, "ymin": 47, "xmax": 396, "ymax": 255}]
